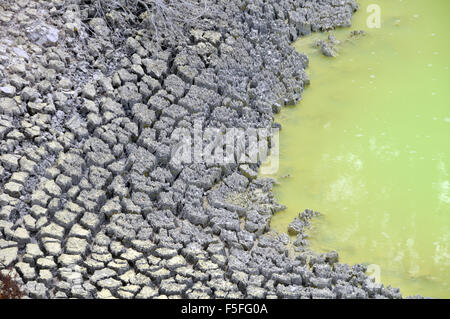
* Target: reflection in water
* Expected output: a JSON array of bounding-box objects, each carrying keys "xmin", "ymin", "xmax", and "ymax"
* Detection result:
[{"xmin": 267, "ymin": 0, "xmax": 450, "ymax": 297}]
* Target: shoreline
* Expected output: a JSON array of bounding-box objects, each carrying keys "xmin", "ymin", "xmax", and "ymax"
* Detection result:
[{"xmin": 0, "ymin": 0, "xmax": 415, "ymax": 299}]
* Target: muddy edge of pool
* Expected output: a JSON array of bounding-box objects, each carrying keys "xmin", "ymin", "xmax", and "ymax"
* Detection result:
[{"xmin": 0, "ymin": 0, "xmax": 418, "ymax": 299}]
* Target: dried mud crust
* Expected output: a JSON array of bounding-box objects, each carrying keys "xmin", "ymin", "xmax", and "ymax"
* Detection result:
[{"xmin": 0, "ymin": 0, "xmax": 415, "ymax": 299}]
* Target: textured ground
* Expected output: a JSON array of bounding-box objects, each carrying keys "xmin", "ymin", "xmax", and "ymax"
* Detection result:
[{"xmin": 0, "ymin": 0, "xmax": 406, "ymax": 299}]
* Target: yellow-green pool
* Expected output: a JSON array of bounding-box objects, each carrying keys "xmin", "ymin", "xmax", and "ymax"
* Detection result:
[{"xmin": 267, "ymin": 0, "xmax": 450, "ymax": 298}]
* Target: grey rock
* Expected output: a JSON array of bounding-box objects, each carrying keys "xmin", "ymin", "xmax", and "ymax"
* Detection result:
[
  {"xmin": 42, "ymin": 238, "xmax": 62, "ymax": 257},
  {"xmin": 23, "ymin": 215, "xmax": 37, "ymax": 232},
  {"xmin": 21, "ymin": 87, "xmax": 39, "ymax": 102},
  {"xmin": 107, "ymin": 259, "xmax": 130, "ymax": 275},
  {"xmin": 11, "ymin": 227, "xmax": 30, "ymax": 246},
  {"xmin": 43, "ymin": 179, "xmax": 62, "ymax": 197},
  {"xmin": 80, "ymin": 212, "xmax": 102, "ymax": 232},
  {"xmin": 38, "ymin": 269, "xmax": 53, "ymax": 284},
  {"xmin": 16, "ymin": 261, "xmax": 36, "ymax": 281},
  {"xmin": 25, "ymin": 281, "xmax": 47, "ymax": 298},
  {"xmin": 54, "ymin": 210, "xmax": 78, "ymax": 229},
  {"xmin": 82, "ymin": 83, "xmax": 96, "ymax": 100},
  {"xmin": 68, "ymin": 224, "xmax": 91, "ymax": 240},
  {"xmin": 0, "ymin": 246, "xmax": 18, "ymax": 267},
  {"xmin": 40, "ymin": 223, "xmax": 65, "ymax": 241},
  {"xmin": 66, "ymin": 237, "xmax": 89, "ymax": 255},
  {"xmin": 10, "ymin": 171, "xmax": 29, "ymax": 184},
  {"xmin": 89, "ymin": 18, "xmax": 110, "ymax": 36},
  {"xmin": 0, "ymin": 85, "xmax": 16, "ymax": 97},
  {"xmin": 142, "ymin": 58, "xmax": 168, "ymax": 79},
  {"xmin": 26, "ymin": 243, "xmax": 44, "ymax": 259},
  {"xmin": 0, "ymin": 97, "xmax": 22, "ymax": 116},
  {"xmin": 131, "ymin": 103, "xmax": 156, "ymax": 127},
  {"xmin": 321, "ymin": 43, "xmax": 337, "ymax": 57},
  {"xmin": 117, "ymin": 68, "xmax": 137, "ymax": 83},
  {"xmin": 27, "ymin": 23, "xmax": 59, "ymax": 47},
  {"xmin": 160, "ymin": 278, "xmax": 188, "ymax": 296},
  {"xmin": 4, "ymin": 181, "xmax": 24, "ymax": 197},
  {"xmin": 166, "ymin": 255, "xmax": 187, "ymax": 271},
  {"xmin": 57, "ymin": 254, "xmax": 83, "ymax": 267},
  {"xmin": 136, "ymin": 286, "xmax": 159, "ymax": 299},
  {"xmin": 36, "ymin": 257, "xmax": 57, "ymax": 270},
  {"xmin": 97, "ymin": 278, "xmax": 122, "ymax": 291},
  {"xmin": 120, "ymin": 248, "xmax": 143, "ymax": 263}
]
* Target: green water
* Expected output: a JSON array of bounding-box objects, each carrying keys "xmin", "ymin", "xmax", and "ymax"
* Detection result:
[{"xmin": 267, "ymin": 0, "xmax": 450, "ymax": 298}]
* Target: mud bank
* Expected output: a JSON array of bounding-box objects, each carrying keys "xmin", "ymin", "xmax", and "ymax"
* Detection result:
[{"xmin": 0, "ymin": 0, "xmax": 414, "ymax": 299}]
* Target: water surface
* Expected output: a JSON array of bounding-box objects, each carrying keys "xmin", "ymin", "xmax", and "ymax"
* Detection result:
[{"xmin": 267, "ymin": 0, "xmax": 450, "ymax": 298}]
